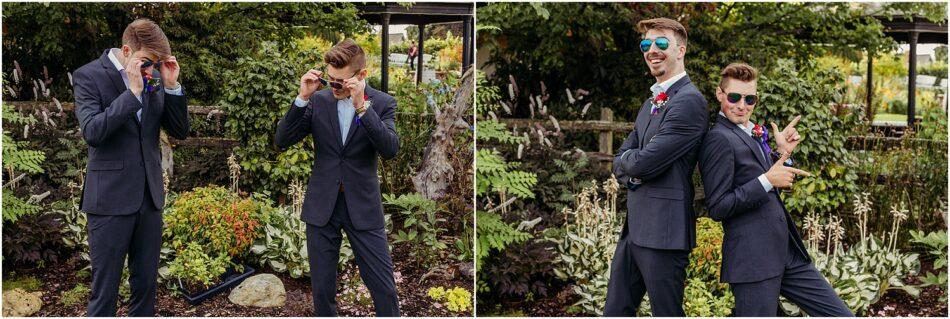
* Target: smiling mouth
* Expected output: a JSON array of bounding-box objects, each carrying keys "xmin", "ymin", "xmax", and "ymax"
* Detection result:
[{"xmin": 648, "ymin": 55, "xmax": 666, "ymax": 66}]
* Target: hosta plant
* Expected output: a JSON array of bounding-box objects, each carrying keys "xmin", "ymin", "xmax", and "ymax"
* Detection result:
[
  {"xmin": 553, "ymin": 176, "xmax": 622, "ymax": 315},
  {"xmin": 249, "ymin": 205, "xmax": 353, "ymax": 278}
]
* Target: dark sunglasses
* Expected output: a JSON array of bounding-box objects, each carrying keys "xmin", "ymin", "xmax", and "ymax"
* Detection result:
[
  {"xmin": 141, "ymin": 58, "xmax": 163, "ymax": 69},
  {"xmin": 640, "ymin": 37, "xmax": 671, "ymax": 52},
  {"xmin": 319, "ymin": 70, "xmax": 360, "ymax": 90},
  {"xmin": 720, "ymin": 87, "xmax": 758, "ymax": 105}
]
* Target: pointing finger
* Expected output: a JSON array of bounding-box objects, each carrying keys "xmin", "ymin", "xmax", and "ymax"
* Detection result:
[
  {"xmin": 786, "ymin": 115, "xmax": 802, "ymax": 131},
  {"xmin": 788, "ymin": 167, "xmax": 811, "ymax": 177}
]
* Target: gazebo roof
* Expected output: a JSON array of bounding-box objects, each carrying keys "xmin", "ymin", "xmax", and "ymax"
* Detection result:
[
  {"xmin": 877, "ymin": 15, "xmax": 948, "ymax": 43},
  {"xmin": 357, "ymin": 2, "xmax": 474, "ymax": 25}
]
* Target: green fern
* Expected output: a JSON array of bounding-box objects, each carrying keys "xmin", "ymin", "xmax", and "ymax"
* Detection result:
[
  {"xmin": 475, "ymin": 210, "xmax": 531, "ymax": 271},
  {"xmin": 2, "ymin": 89, "xmax": 47, "ymax": 223}
]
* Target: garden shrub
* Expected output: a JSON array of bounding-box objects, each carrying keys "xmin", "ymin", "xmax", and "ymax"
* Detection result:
[
  {"xmin": 757, "ymin": 59, "xmax": 862, "ymax": 216},
  {"xmin": 163, "ymin": 186, "xmax": 269, "ymax": 288},
  {"xmin": 164, "ymin": 186, "xmax": 267, "ymax": 258}
]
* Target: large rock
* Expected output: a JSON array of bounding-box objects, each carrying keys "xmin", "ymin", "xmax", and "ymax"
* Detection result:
[
  {"xmin": 228, "ymin": 274, "xmax": 285, "ymax": 307},
  {"xmin": 2, "ymin": 288, "xmax": 43, "ymax": 316}
]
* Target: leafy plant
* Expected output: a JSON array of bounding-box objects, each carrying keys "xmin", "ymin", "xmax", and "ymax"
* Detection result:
[
  {"xmin": 2, "ymin": 212, "xmax": 65, "ymax": 268},
  {"xmin": 553, "ymin": 177, "xmax": 622, "ymax": 315},
  {"xmin": 167, "ymin": 242, "xmax": 232, "ymax": 290},
  {"xmin": 910, "ymin": 230, "xmax": 948, "ymax": 303},
  {"xmin": 249, "ymin": 205, "xmax": 353, "ymax": 278},
  {"xmin": 427, "ymin": 286, "xmax": 473, "ymax": 313},
  {"xmin": 384, "ymin": 193, "xmax": 447, "ymax": 267},
  {"xmin": 2, "ymin": 102, "xmax": 46, "ymax": 223}
]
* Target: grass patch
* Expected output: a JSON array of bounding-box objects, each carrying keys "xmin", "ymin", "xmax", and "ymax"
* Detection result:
[
  {"xmin": 2, "ymin": 275, "xmax": 43, "ymax": 292},
  {"xmin": 874, "ymin": 113, "xmax": 922, "ymax": 122},
  {"xmin": 60, "ymin": 283, "xmax": 90, "ymax": 307}
]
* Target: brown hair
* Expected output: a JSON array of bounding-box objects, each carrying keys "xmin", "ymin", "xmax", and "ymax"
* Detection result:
[
  {"xmin": 324, "ymin": 39, "xmax": 366, "ymax": 70},
  {"xmin": 637, "ymin": 18, "xmax": 688, "ymax": 47},
  {"xmin": 122, "ymin": 18, "xmax": 171, "ymax": 59},
  {"xmin": 719, "ymin": 63, "xmax": 758, "ymax": 89}
]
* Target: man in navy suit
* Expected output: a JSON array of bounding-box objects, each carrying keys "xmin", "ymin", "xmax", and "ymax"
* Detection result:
[
  {"xmin": 275, "ymin": 39, "xmax": 400, "ymax": 316},
  {"xmin": 74, "ymin": 18, "xmax": 189, "ymax": 316},
  {"xmin": 604, "ymin": 18, "xmax": 709, "ymax": 316},
  {"xmin": 699, "ymin": 63, "xmax": 852, "ymax": 316}
]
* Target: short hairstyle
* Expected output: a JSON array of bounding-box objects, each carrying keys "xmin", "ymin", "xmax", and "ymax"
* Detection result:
[
  {"xmin": 324, "ymin": 39, "xmax": 366, "ymax": 70},
  {"xmin": 637, "ymin": 18, "xmax": 688, "ymax": 47},
  {"xmin": 719, "ymin": 63, "xmax": 758, "ymax": 89},
  {"xmin": 122, "ymin": 18, "xmax": 171, "ymax": 60}
]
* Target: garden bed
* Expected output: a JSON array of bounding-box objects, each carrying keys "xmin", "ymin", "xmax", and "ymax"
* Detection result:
[{"xmin": 21, "ymin": 245, "xmax": 472, "ymax": 317}]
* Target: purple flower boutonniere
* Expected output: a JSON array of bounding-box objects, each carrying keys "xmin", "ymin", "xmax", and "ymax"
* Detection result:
[
  {"xmin": 144, "ymin": 75, "xmax": 161, "ymax": 93},
  {"xmin": 752, "ymin": 123, "xmax": 772, "ymax": 155}
]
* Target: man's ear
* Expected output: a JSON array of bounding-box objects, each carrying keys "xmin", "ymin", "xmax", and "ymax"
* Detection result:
[
  {"xmin": 121, "ymin": 45, "xmax": 132, "ymax": 58},
  {"xmin": 359, "ymin": 68, "xmax": 368, "ymax": 80}
]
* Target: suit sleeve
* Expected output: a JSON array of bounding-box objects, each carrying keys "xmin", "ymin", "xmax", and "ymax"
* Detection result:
[
  {"xmin": 616, "ymin": 93, "xmax": 708, "ymax": 180},
  {"xmin": 275, "ymin": 98, "xmax": 313, "ymax": 150},
  {"xmin": 160, "ymin": 90, "xmax": 190, "ymax": 139},
  {"xmin": 699, "ymin": 132, "xmax": 771, "ymax": 221},
  {"xmin": 74, "ymin": 69, "xmax": 142, "ymax": 147},
  {"xmin": 358, "ymin": 97, "xmax": 399, "ymax": 159},
  {"xmin": 612, "ymin": 128, "xmax": 638, "ymax": 185}
]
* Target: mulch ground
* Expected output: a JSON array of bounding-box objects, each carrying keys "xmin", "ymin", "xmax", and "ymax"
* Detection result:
[
  {"xmin": 484, "ymin": 260, "xmax": 947, "ymax": 317},
  {"xmin": 867, "ymin": 259, "xmax": 948, "ymax": 317},
  {"xmin": 14, "ymin": 244, "xmax": 472, "ymax": 317}
]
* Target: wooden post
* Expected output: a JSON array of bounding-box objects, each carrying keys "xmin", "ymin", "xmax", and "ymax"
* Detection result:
[
  {"xmin": 599, "ymin": 107, "xmax": 614, "ymax": 154},
  {"xmin": 380, "ymin": 13, "xmax": 391, "ymax": 93},
  {"xmin": 417, "ymin": 23, "xmax": 426, "ymax": 85},
  {"xmin": 908, "ymin": 31, "xmax": 919, "ymax": 129}
]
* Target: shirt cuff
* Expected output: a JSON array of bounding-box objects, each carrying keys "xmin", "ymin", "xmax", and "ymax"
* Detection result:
[
  {"xmin": 294, "ymin": 97, "xmax": 309, "ymax": 108},
  {"xmin": 164, "ymin": 84, "xmax": 184, "ymax": 96},
  {"xmin": 758, "ymin": 174, "xmax": 773, "ymax": 192}
]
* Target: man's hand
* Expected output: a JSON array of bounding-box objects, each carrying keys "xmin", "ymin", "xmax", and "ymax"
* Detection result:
[
  {"xmin": 345, "ymin": 76, "xmax": 366, "ymax": 109},
  {"xmin": 764, "ymin": 152, "xmax": 811, "ymax": 188},
  {"xmin": 125, "ymin": 58, "xmax": 145, "ymax": 97},
  {"xmin": 771, "ymin": 115, "xmax": 802, "ymax": 155},
  {"xmin": 160, "ymin": 56, "xmax": 180, "ymax": 89},
  {"xmin": 297, "ymin": 69, "xmax": 323, "ymax": 101}
]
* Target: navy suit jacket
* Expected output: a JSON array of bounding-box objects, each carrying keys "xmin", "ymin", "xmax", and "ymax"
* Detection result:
[
  {"xmin": 74, "ymin": 50, "xmax": 190, "ymax": 214},
  {"xmin": 699, "ymin": 115, "xmax": 809, "ymax": 283},
  {"xmin": 613, "ymin": 75, "xmax": 709, "ymax": 251},
  {"xmin": 275, "ymin": 85, "xmax": 398, "ymax": 231}
]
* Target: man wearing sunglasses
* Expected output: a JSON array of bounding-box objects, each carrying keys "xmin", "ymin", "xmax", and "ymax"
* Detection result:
[
  {"xmin": 73, "ymin": 18, "xmax": 189, "ymax": 316},
  {"xmin": 605, "ymin": 18, "xmax": 709, "ymax": 316},
  {"xmin": 699, "ymin": 63, "xmax": 852, "ymax": 316},
  {"xmin": 276, "ymin": 39, "xmax": 400, "ymax": 316}
]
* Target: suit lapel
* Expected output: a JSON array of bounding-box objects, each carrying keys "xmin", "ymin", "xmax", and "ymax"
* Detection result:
[
  {"xmin": 636, "ymin": 99, "xmax": 651, "ymax": 146},
  {"xmin": 99, "ymin": 50, "xmax": 128, "ymax": 100},
  {"xmin": 719, "ymin": 116, "xmax": 769, "ymax": 170},
  {"xmin": 639, "ymin": 75, "xmax": 693, "ymax": 145},
  {"xmin": 342, "ymin": 85, "xmax": 379, "ymax": 150}
]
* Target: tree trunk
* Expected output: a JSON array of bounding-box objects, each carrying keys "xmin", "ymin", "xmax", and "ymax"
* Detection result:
[{"xmin": 412, "ymin": 68, "xmax": 474, "ymax": 200}]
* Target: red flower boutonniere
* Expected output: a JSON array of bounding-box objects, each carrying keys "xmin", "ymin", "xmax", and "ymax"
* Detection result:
[
  {"xmin": 143, "ymin": 74, "xmax": 160, "ymax": 93},
  {"xmin": 651, "ymin": 92, "xmax": 668, "ymax": 116},
  {"xmin": 752, "ymin": 123, "xmax": 773, "ymax": 154}
]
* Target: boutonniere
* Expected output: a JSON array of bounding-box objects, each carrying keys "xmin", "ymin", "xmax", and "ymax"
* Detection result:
[
  {"xmin": 752, "ymin": 123, "xmax": 773, "ymax": 154},
  {"xmin": 651, "ymin": 92, "xmax": 669, "ymax": 116},
  {"xmin": 144, "ymin": 75, "xmax": 161, "ymax": 93}
]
